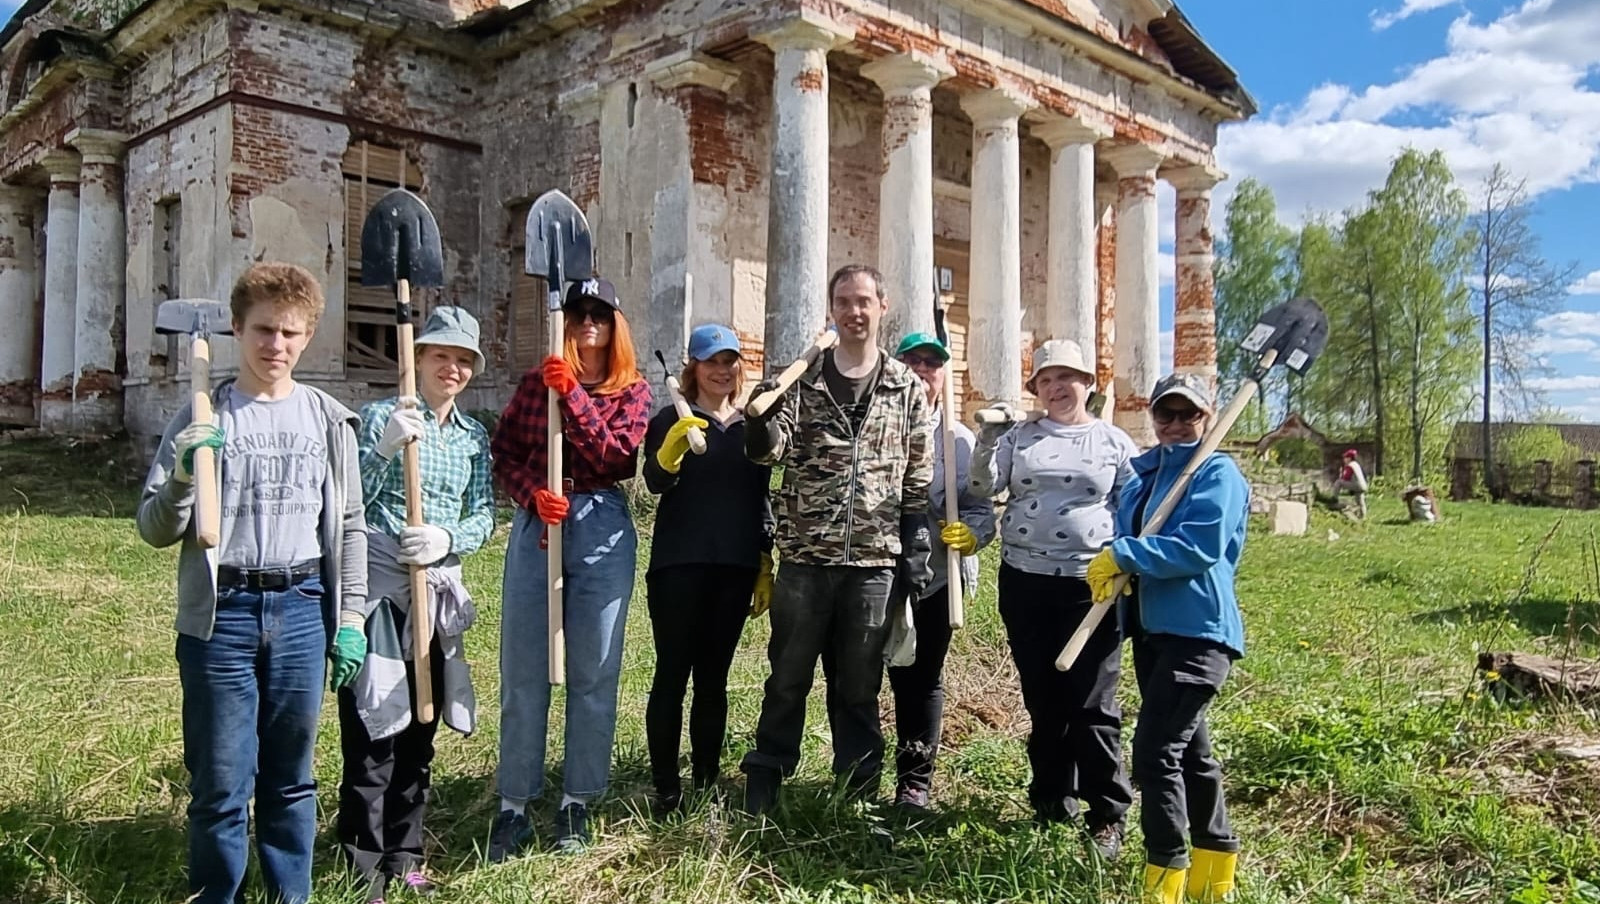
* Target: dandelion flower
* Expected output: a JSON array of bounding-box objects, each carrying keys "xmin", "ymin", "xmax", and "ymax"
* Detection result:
[{"xmin": 1484, "ymin": 670, "xmax": 1501, "ymax": 683}]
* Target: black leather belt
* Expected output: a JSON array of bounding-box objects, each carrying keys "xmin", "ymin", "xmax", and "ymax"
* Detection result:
[{"xmin": 217, "ymin": 559, "xmax": 321, "ymax": 592}]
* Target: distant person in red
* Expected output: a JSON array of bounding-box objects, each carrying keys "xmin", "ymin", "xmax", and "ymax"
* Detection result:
[{"xmin": 1334, "ymin": 449, "xmax": 1367, "ymax": 520}]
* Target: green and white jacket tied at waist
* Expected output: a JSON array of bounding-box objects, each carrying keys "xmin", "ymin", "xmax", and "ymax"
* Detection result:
[{"xmin": 352, "ymin": 531, "xmax": 477, "ymax": 741}]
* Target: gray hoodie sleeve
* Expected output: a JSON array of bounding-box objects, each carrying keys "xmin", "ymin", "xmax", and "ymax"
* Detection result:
[
  {"xmin": 337, "ymin": 419, "xmax": 370, "ymax": 620},
  {"xmin": 135, "ymin": 406, "xmax": 197, "ymax": 549}
]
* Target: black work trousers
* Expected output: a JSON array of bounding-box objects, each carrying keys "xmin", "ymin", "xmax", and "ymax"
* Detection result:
[
  {"xmin": 1130, "ymin": 631, "xmax": 1239, "ymax": 868},
  {"xmin": 644, "ymin": 563, "xmax": 756, "ymax": 797},
  {"xmin": 997, "ymin": 563, "xmax": 1134, "ymax": 830},
  {"xmin": 336, "ymin": 637, "xmax": 445, "ymax": 883},
  {"xmin": 885, "ymin": 584, "xmax": 954, "ymax": 793}
]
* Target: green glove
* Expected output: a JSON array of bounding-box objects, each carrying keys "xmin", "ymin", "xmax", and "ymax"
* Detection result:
[
  {"xmin": 329, "ymin": 626, "xmax": 367, "ymax": 691},
  {"xmin": 656, "ymin": 415, "xmax": 710, "ymax": 475},
  {"xmin": 172, "ymin": 424, "xmax": 225, "ymax": 483}
]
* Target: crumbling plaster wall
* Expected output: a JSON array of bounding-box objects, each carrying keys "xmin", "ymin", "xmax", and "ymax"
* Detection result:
[{"xmin": 123, "ymin": 4, "xmax": 484, "ymax": 430}]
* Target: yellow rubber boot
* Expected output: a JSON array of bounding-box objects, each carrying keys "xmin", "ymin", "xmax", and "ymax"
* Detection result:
[
  {"xmin": 1143, "ymin": 863, "xmax": 1187, "ymax": 904},
  {"xmin": 1186, "ymin": 849, "xmax": 1238, "ymax": 901}
]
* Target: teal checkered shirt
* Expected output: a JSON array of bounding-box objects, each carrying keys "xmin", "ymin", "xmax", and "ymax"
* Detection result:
[{"xmin": 357, "ymin": 396, "xmax": 495, "ymax": 555}]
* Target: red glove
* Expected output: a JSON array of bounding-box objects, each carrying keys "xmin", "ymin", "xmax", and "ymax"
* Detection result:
[
  {"xmin": 542, "ymin": 355, "xmax": 578, "ymax": 395},
  {"xmin": 533, "ymin": 487, "xmax": 570, "ymax": 525}
]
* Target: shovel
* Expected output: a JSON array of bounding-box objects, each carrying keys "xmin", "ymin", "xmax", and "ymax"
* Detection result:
[
  {"xmin": 361, "ymin": 187, "xmax": 446, "ymax": 723},
  {"xmin": 654, "ymin": 271, "xmax": 707, "ymax": 456},
  {"xmin": 932, "ymin": 291, "xmax": 965, "ymax": 629},
  {"xmin": 1054, "ymin": 297, "xmax": 1329, "ymax": 672},
  {"xmin": 525, "ymin": 189, "xmax": 594, "ymax": 686},
  {"xmin": 155, "ymin": 299, "xmax": 234, "ymax": 549}
]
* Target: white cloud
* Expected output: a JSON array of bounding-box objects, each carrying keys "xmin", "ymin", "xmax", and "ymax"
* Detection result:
[
  {"xmin": 1526, "ymin": 374, "xmax": 1600, "ymax": 392},
  {"xmin": 1569, "ymin": 270, "xmax": 1600, "ymax": 295},
  {"xmin": 1160, "ymin": 329, "xmax": 1174, "ymax": 370},
  {"xmin": 1532, "ymin": 336, "xmax": 1599, "ymax": 355},
  {"xmin": 1371, "ymin": 0, "xmax": 1459, "ymax": 31},
  {"xmin": 1218, "ymin": 0, "xmax": 1600, "ymax": 225},
  {"xmin": 1536, "ymin": 310, "xmax": 1600, "ymax": 335},
  {"xmin": 1158, "ymin": 251, "xmax": 1175, "ymax": 286}
]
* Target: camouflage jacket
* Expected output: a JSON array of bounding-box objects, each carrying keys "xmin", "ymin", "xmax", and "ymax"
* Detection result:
[{"xmin": 752, "ymin": 351, "xmax": 933, "ymax": 567}]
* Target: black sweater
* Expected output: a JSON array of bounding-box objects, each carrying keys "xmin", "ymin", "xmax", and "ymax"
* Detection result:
[{"xmin": 641, "ymin": 404, "xmax": 774, "ymax": 575}]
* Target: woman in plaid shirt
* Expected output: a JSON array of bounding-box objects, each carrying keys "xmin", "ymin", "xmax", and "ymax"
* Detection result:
[
  {"xmin": 488, "ymin": 277, "xmax": 652, "ymax": 858},
  {"xmin": 341, "ymin": 306, "xmax": 494, "ymax": 902}
]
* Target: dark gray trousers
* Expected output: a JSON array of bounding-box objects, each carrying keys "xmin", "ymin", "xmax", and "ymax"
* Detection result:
[
  {"xmin": 1130, "ymin": 632, "xmax": 1240, "ymax": 867},
  {"xmin": 741, "ymin": 563, "xmax": 895, "ymax": 787}
]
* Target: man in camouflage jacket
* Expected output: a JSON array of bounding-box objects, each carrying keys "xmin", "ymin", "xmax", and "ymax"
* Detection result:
[{"xmin": 739, "ymin": 264, "xmax": 935, "ymax": 814}]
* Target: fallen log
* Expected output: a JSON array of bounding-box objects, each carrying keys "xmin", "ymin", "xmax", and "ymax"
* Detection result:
[{"xmin": 1477, "ymin": 652, "xmax": 1600, "ymax": 702}]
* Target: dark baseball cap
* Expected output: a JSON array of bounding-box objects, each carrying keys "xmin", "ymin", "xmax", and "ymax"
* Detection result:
[{"xmin": 564, "ymin": 277, "xmax": 620, "ymax": 310}]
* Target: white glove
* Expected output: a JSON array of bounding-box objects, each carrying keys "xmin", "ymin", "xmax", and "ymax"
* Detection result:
[
  {"xmin": 377, "ymin": 404, "xmax": 426, "ymax": 460},
  {"xmin": 397, "ymin": 524, "xmax": 452, "ymax": 566},
  {"xmin": 172, "ymin": 423, "xmax": 223, "ymax": 484},
  {"xmin": 976, "ymin": 402, "xmax": 1017, "ymax": 445}
]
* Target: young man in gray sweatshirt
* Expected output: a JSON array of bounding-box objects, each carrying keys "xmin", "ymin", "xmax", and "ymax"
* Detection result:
[{"xmin": 137, "ymin": 262, "xmax": 369, "ymax": 904}]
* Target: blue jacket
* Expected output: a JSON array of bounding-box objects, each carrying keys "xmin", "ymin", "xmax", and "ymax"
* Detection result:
[{"xmin": 1111, "ymin": 441, "xmax": 1249, "ymax": 657}]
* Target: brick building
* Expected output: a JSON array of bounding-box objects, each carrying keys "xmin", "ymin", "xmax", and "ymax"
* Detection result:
[{"xmin": 0, "ymin": 0, "xmax": 1251, "ymax": 445}]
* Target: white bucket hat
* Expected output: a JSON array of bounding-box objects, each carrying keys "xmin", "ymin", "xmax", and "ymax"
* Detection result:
[{"xmin": 1026, "ymin": 339, "xmax": 1095, "ymax": 394}]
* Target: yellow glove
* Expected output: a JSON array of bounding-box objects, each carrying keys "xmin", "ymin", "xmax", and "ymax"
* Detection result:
[
  {"xmin": 1086, "ymin": 548, "xmax": 1130, "ymax": 604},
  {"xmin": 655, "ymin": 415, "xmax": 710, "ymax": 474},
  {"xmin": 750, "ymin": 551, "xmax": 777, "ymax": 618},
  {"xmin": 938, "ymin": 520, "xmax": 979, "ymax": 556}
]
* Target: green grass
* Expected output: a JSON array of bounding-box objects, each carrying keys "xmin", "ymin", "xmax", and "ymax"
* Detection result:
[{"xmin": 1, "ymin": 437, "xmax": 1598, "ymax": 903}]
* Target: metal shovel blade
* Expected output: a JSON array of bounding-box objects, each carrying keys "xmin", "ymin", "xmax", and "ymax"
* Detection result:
[
  {"xmin": 361, "ymin": 188, "xmax": 445, "ymax": 288},
  {"xmin": 155, "ymin": 298, "xmax": 234, "ymax": 338},
  {"xmin": 1239, "ymin": 296, "xmax": 1329, "ymax": 376},
  {"xmin": 524, "ymin": 190, "xmax": 593, "ymax": 300}
]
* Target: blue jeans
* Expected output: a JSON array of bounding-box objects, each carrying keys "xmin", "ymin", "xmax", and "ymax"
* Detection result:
[
  {"xmin": 175, "ymin": 577, "xmax": 327, "ymax": 904},
  {"xmin": 498, "ymin": 491, "xmax": 637, "ymax": 801}
]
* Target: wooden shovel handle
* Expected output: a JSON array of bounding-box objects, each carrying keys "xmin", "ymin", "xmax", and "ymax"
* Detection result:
[
  {"xmin": 665, "ymin": 375, "xmax": 707, "ymax": 455},
  {"xmin": 547, "ymin": 305, "xmax": 567, "ymax": 687},
  {"xmin": 191, "ymin": 336, "xmax": 220, "ymax": 550},
  {"xmin": 746, "ymin": 328, "xmax": 838, "ymax": 418},
  {"xmin": 941, "ymin": 364, "xmax": 964, "ymax": 629},
  {"xmin": 396, "ymin": 281, "xmax": 436, "ymax": 724}
]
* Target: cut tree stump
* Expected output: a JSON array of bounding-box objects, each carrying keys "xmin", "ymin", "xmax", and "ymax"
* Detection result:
[{"xmin": 1478, "ymin": 652, "xmax": 1600, "ymax": 702}]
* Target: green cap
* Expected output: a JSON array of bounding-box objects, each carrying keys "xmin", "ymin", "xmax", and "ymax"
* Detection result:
[{"xmin": 894, "ymin": 331, "xmax": 950, "ymax": 362}]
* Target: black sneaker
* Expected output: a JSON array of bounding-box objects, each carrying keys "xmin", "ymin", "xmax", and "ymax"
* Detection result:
[
  {"xmin": 894, "ymin": 785, "xmax": 930, "ymax": 811},
  {"xmin": 1088, "ymin": 823, "xmax": 1124, "ymax": 860},
  {"xmin": 743, "ymin": 766, "xmax": 781, "ymax": 816},
  {"xmin": 486, "ymin": 809, "xmax": 533, "ymax": 864},
  {"xmin": 650, "ymin": 788, "xmax": 683, "ymax": 819},
  {"xmin": 553, "ymin": 802, "xmax": 590, "ymax": 855}
]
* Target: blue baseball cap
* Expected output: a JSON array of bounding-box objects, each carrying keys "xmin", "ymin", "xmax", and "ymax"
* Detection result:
[{"xmin": 687, "ymin": 323, "xmax": 742, "ymax": 361}]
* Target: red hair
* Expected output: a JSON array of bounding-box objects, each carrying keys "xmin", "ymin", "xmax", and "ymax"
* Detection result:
[{"xmin": 563, "ymin": 308, "xmax": 642, "ymax": 395}]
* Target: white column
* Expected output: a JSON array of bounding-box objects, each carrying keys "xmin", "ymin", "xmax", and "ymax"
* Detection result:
[
  {"xmin": 755, "ymin": 15, "xmax": 853, "ymax": 371},
  {"xmin": 1166, "ymin": 164, "xmax": 1224, "ymax": 385},
  {"xmin": 68, "ymin": 128, "xmax": 127, "ymax": 435},
  {"xmin": 39, "ymin": 151, "xmax": 80, "ymax": 434},
  {"xmin": 1102, "ymin": 143, "xmax": 1164, "ymax": 447},
  {"xmin": 1033, "ymin": 115, "xmax": 1112, "ymax": 350},
  {"xmin": 960, "ymin": 87, "xmax": 1032, "ymax": 407},
  {"xmin": 862, "ymin": 51, "xmax": 953, "ymax": 343},
  {"xmin": 0, "ymin": 186, "xmax": 40, "ymax": 424}
]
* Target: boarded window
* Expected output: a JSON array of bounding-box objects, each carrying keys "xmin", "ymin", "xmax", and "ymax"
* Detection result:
[
  {"xmin": 508, "ymin": 201, "xmax": 550, "ymax": 373},
  {"xmin": 343, "ymin": 142, "xmax": 424, "ymax": 379}
]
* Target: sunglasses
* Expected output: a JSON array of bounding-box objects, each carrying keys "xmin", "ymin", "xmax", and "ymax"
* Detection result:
[
  {"xmin": 1151, "ymin": 406, "xmax": 1204, "ymax": 425},
  {"xmin": 898, "ymin": 352, "xmax": 945, "ymax": 369},
  {"xmin": 568, "ymin": 303, "xmax": 614, "ymax": 324}
]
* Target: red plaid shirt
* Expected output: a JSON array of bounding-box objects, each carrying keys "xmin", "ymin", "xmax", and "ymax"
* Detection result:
[{"xmin": 491, "ymin": 368, "xmax": 653, "ymax": 511}]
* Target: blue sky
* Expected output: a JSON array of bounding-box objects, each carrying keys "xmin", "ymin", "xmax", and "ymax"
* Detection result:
[
  {"xmin": 5, "ymin": 0, "xmax": 1596, "ymax": 419},
  {"xmin": 1181, "ymin": 0, "xmax": 1600, "ymax": 421}
]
